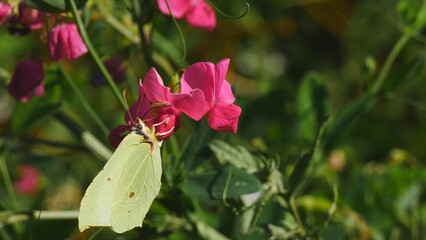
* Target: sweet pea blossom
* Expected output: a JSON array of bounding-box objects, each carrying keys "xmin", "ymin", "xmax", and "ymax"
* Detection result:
[
  {"xmin": 0, "ymin": 2, "xmax": 13, "ymax": 25},
  {"xmin": 13, "ymin": 165, "xmax": 41, "ymax": 195},
  {"xmin": 181, "ymin": 58, "xmax": 241, "ymax": 133},
  {"xmin": 48, "ymin": 23, "xmax": 88, "ymax": 61},
  {"xmin": 18, "ymin": 2, "xmax": 44, "ymax": 30},
  {"xmin": 157, "ymin": 0, "xmax": 216, "ymax": 31},
  {"xmin": 8, "ymin": 59, "xmax": 45, "ymax": 102},
  {"xmin": 108, "ymin": 69, "xmax": 203, "ymax": 147}
]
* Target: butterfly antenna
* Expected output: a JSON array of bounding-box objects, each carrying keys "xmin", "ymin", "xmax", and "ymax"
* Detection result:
[{"xmin": 123, "ymin": 89, "xmax": 135, "ymax": 124}]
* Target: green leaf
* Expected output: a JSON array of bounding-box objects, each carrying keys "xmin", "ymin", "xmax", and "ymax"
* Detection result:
[
  {"xmin": 322, "ymin": 94, "xmax": 375, "ymax": 152},
  {"xmin": 25, "ymin": 0, "xmax": 88, "ymax": 13},
  {"xmin": 183, "ymin": 170, "xmax": 216, "ymax": 200},
  {"xmin": 209, "ymin": 140, "xmax": 258, "ymax": 171},
  {"xmin": 183, "ymin": 165, "xmax": 262, "ymax": 200},
  {"xmin": 383, "ymin": 55, "xmax": 426, "ymax": 92},
  {"xmin": 211, "ymin": 165, "xmax": 262, "ymax": 199},
  {"xmin": 296, "ymin": 71, "xmax": 331, "ymax": 143}
]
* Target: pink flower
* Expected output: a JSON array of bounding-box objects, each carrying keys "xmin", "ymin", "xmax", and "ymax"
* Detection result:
[
  {"xmin": 8, "ymin": 59, "xmax": 45, "ymax": 102},
  {"xmin": 18, "ymin": 2, "xmax": 44, "ymax": 30},
  {"xmin": 181, "ymin": 58, "xmax": 241, "ymax": 133},
  {"xmin": 157, "ymin": 0, "xmax": 216, "ymax": 31},
  {"xmin": 13, "ymin": 165, "xmax": 41, "ymax": 195},
  {"xmin": 48, "ymin": 23, "xmax": 88, "ymax": 61},
  {"xmin": 142, "ymin": 68, "xmax": 205, "ymax": 120},
  {"xmin": 108, "ymin": 68, "xmax": 204, "ymax": 147},
  {"xmin": 0, "ymin": 3, "xmax": 13, "ymax": 25}
]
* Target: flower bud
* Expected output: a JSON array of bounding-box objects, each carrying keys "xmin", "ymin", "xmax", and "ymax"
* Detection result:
[
  {"xmin": 48, "ymin": 23, "xmax": 88, "ymax": 61},
  {"xmin": 8, "ymin": 59, "xmax": 45, "ymax": 102}
]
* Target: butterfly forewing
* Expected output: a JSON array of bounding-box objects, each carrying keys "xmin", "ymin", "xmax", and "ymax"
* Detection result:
[{"xmin": 79, "ymin": 133, "xmax": 161, "ymax": 233}]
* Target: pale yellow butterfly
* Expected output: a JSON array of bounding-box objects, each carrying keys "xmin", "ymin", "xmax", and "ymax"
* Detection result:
[{"xmin": 79, "ymin": 119, "xmax": 162, "ymax": 233}]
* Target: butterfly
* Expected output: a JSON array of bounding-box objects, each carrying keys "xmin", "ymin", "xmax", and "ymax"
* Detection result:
[{"xmin": 79, "ymin": 119, "xmax": 162, "ymax": 233}]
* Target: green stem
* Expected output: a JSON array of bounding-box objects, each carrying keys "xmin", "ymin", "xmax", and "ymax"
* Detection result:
[
  {"xmin": 67, "ymin": 0, "xmax": 127, "ymax": 110},
  {"xmin": 386, "ymin": 93, "xmax": 426, "ymax": 112},
  {"xmin": 0, "ymin": 148, "xmax": 17, "ymax": 209},
  {"xmin": 205, "ymin": 0, "xmax": 250, "ymax": 19},
  {"xmin": 371, "ymin": 30, "xmax": 412, "ymax": 94},
  {"xmin": 0, "ymin": 210, "xmax": 79, "ymax": 226},
  {"xmin": 58, "ymin": 62, "xmax": 110, "ymax": 137},
  {"xmin": 164, "ymin": 0, "xmax": 186, "ymax": 63}
]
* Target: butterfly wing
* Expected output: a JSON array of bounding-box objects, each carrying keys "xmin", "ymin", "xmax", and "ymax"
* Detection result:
[
  {"xmin": 110, "ymin": 139, "xmax": 162, "ymax": 233},
  {"xmin": 78, "ymin": 133, "xmax": 148, "ymax": 232}
]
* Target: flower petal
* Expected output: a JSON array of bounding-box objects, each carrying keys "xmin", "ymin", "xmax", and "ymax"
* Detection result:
[
  {"xmin": 181, "ymin": 61, "xmax": 216, "ymax": 108},
  {"xmin": 18, "ymin": 3, "xmax": 44, "ymax": 30},
  {"xmin": 143, "ymin": 68, "xmax": 172, "ymax": 103},
  {"xmin": 207, "ymin": 103, "xmax": 241, "ymax": 134},
  {"xmin": 0, "ymin": 3, "xmax": 13, "ymax": 25},
  {"xmin": 185, "ymin": 1, "xmax": 216, "ymax": 31},
  {"xmin": 108, "ymin": 125, "xmax": 130, "ymax": 148},
  {"xmin": 153, "ymin": 106, "xmax": 181, "ymax": 140},
  {"xmin": 48, "ymin": 23, "xmax": 87, "ymax": 61},
  {"xmin": 157, "ymin": 0, "xmax": 191, "ymax": 18},
  {"xmin": 125, "ymin": 81, "xmax": 152, "ymax": 125},
  {"xmin": 217, "ymin": 77, "xmax": 235, "ymax": 105},
  {"xmin": 171, "ymin": 88, "xmax": 206, "ymax": 120}
]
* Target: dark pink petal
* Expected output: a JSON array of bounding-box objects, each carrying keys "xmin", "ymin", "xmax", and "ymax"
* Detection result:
[
  {"xmin": 214, "ymin": 58, "xmax": 230, "ymax": 91},
  {"xmin": 153, "ymin": 106, "xmax": 181, "ymax": 140},
  {"xmin": 8, "ymin": 60, "xmax": 45, "ymax": 102},
  {"xmin": 185, "ymin": 1, "xmax": 216, "ymax": 31},
  {"xmin": 143, "ymin": 68, "xmax": 206, "ymax": 119},
  {"xmin": 181, "ymin": 61, "xmax": 216, "ymax": 107},
  {"xmin": 125, "ymin": 81, "xmax": 153, "ymax": 125},
  {"xmin": 157, "ymin": 0, "xmax": 191, "ymax": 18},
  {"xmin": 18, "ymin": 3, "xmax": 44, "ymax": 30},
  {"xmin": 171, "ymin": 89, "xmax": 205, "ymax": 120},
  {"xmin": 217, "ymin": 77, "xmax": 235, "ymax": 105},
  {"xmin": 207, "ymin": 103, "xmax": 241, "ymax": 134},
  {"xmin": 108, "ymin": 125, "xmax": 130, "ymax": 148},
  {"xmin": 142, "ymin": 68, "xmax": 172, "ymax": 103},
  {"xmin": 0, "ymin": 3, "xmax": 13, "ymax": 25},
  {"xmin": 48, "ymin": 23, "xmax": 88, "ymax": 61}
]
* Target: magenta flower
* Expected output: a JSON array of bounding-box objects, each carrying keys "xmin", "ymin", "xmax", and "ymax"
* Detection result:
[
  {"xmin": 142, "ymin": 68, "xmax": 205, "ymax": 120},
  {"xmin": 0, "ymin": 3, "xmax": 13, "ymax": 26},
  {"xmin": 108, "ymin": 68, "xmax": 204, "ymax": 147},
  {"xmin": 18, "ymin": 2, "xmax": 44, "ymax": 30},
  {"xmin": 48, "ymin": 23, "xmax": 88, "ymax": 61},
  {"xmin": 157, "ymin": 0, "xmax": 216, "ymax": 31},
  {"xmin": 13, "ymin": 165, "xmax": 41, "ymax": 195},
  {"xmin": 181, "ymin": 58, "xmax": 241, "ymax": 133},
  {"xmin": 8, "ymin": 59, "xmax": 45, "ymax": 102}
]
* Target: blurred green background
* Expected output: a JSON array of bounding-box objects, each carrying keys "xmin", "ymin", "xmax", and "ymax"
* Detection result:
[{"xmin": 1, "ymin": 0, "xmax": 426, "ymax": 239}]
